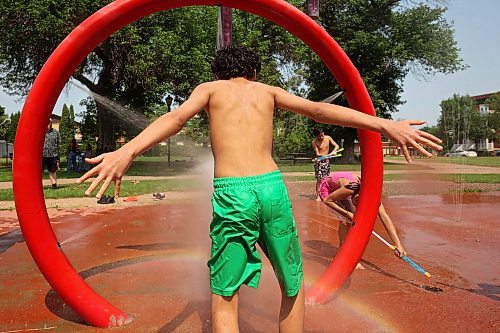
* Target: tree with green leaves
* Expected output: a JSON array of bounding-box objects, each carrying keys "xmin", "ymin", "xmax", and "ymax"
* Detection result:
[
  {"xmin": 486, "ymin": 93, "xmax": 500, "ymax": 142},
  {"xmin": 59, "ymin": 104, "xmax": 75, "ymax": 151},
  {"xmin": 273, "ymin": 111, "xmax": 312, "ymax": 156},
  {"xmin": 6, "ymin": 112, "xmax": 21, "ymax": 143},
  {"xmin": 69, "ymin": 105, "xmax": 75, "ymax": 126},
  {"xmin": 302, "ymin": 0, "xmax": 465, "ymax": 162},
  {"xmin": 79, "ymin": 98, "xmax": 99, "ymax": 150},
  {"xmin": 0, "ymin": 105, "xmax": 8, "ymax": 139},
  {"xmin": 0, "ymin": 2, "xmax": 217, "ymax": 150},
  {"xmin": 184, "ymin": 3, "xmax": 309, "ymax": 147},
  {"xmin": 0, "ymin": 1, "xmax": 306, "ymax": 153},
  {"xmin": 1, "ymin": 1, "xmax": 463, "ymax": 160},
  {"xmin": 437, "ymin": 94, "xmax": 495, "ymax": 152}
]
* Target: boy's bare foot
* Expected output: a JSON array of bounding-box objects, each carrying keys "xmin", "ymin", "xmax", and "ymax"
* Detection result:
[{"xmin": 315, "ymin": 197, "xmax": 322, "ymax": 202}]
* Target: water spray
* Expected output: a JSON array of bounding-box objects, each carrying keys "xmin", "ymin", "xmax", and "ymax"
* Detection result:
[{"xmin": 70, "ymin": 80, "xmax": 151, "ymax": 131}]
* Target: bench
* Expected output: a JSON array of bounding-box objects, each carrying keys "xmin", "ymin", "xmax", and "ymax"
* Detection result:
[{"xmin": 279, "ymin": 152, "xmax": 311, "ymax": 165}]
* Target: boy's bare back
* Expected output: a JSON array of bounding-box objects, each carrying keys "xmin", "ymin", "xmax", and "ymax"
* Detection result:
[{"xmin": 203, "ymin": 78, "xmax": 279, "ymax": 178}]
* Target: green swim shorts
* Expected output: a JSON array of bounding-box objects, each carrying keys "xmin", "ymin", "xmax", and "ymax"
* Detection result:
[{"xmin": 208, "ymin": 170, "xmax": 303, "ymax": 297}]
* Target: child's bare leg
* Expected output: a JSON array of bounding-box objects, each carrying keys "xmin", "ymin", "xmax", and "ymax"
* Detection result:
[
  {"xmin": 315, "ymin": 179, "xmax": 321, "ymax": 201},
  {"xmin": 212, "ymin": 293, "xmax": 239, "ymax": 333},
  {"xmin": 279, "ymin": 281, "xmax": 304, "ymax": 333},
  {"xmin": 48, "ymin": 171, "xmax": 57, "ymax": 186},
  {"xmin": 338, "ymin": 223, "xmax": 364, "ymax": 269},
  {"xmin": 338, "ymin": 222, "xmax": 349, "ymax": 246}
]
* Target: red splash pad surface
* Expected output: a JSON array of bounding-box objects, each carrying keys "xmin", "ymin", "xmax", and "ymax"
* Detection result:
[{"xmin": 0, "ymin": 192, "xmax": 498, "ymax": 332}]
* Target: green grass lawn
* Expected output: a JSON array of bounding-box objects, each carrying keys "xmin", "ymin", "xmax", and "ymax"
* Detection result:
[
  {"xmin": 437, "ymin": 156, "xmax": 500, "ymax": 167},
  {"xmin": 3, "ymin": 155, "xmax": 496, "ymax": 181},
  {"xmin": 0, "ymin": 167, "xmax": 12, "ymax": 182},
  {"xmin": 1, "ymin": 155, "xmax": 499, "ymax": 202},
  {"xmin": 0, "ymin": 178, "xmax": 196, "ymax": 201},
  {"xmin": 284, "ymin": 173, "xmax": 500, "ymax": 184},
  {"xmin": 439, "ymin": 173, "xmax": 500, "ymax": 183},
  {"xmin": 286, "ymin": 173, "xmax": 500, "ymax": 184},
  {"xmin": 277, "ymin": 161, "xmax": 431, "ymax": 172},
  {"xmin": 0, "ymin": 156, "xmax": 195, "ymax": 182},
  {"xmin": 382, "ymin": 173, "xmax": 500, "ymax": 183},
  {"xmin": 385, "ymin": 155, "xmax": 500, "ymax": 167}
]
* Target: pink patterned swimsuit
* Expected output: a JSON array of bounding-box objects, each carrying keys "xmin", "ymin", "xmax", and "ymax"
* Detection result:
[{"xmin": 318, "ymin": 172, "xmax": 358, "ymax": 200}]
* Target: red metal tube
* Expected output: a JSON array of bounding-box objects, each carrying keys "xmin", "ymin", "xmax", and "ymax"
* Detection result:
[{"xmin": 13, "ymin": 0, "xmax": 382, "ymax": 326}]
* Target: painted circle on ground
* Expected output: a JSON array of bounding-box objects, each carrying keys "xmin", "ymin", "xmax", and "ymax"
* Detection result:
[{"xmin": 13, "ymin": 0, "xmax": 382, "ymax": 327}]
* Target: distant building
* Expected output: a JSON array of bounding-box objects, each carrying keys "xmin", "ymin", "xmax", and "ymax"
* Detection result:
[
  {"xmin": 0, "ymin": 140, "xmax": 13, "ymax": 159},
  {"xmin": 471, "ymin": 92, "xmax": 499, "ymax": 153},
  {"xmin": 472, "ymin": 92, "xmax": 498, "ymax": 115},
  {"xmin": 50, "ymin": 113, "xmax": 82, "ymax": 142},
  {"xmin": 354, "ymin": 140, "xmax": 435, "ymax": 158}
]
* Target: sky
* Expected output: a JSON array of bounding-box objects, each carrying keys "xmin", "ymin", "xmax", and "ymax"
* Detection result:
[
  {"xmin": 398, "ymin": 0, "xmax": 500, "ymax": 125},
  {"xmin": 1, "ymin": 0, "xmax": 499, "ymax": 126}
]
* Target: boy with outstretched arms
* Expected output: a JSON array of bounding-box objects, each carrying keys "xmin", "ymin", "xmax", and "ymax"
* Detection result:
[{"xmin": 78, "ymin": 45, "xmax": 442, "ymax": 333}]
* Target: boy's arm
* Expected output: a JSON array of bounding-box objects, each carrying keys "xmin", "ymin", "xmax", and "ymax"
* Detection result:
[
  {"xmin": 328, "ymin": 136, "xmax": 340, "ymax": 155},
  {"xmin": 273, "ymin": 87, "xmax": 442, "ymax": 162},
  {"xmin": 311, "ymin": 141, "xmax": 321, "ymax": 156},
  {"xmin": 77, "ymin": 83, "xmax": 211, "ymax": 199}
]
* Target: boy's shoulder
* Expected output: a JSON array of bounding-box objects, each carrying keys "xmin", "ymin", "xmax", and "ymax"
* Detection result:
[{"xmin": 199, "ymin": 79, "xmax": 276, "ymax": 91}]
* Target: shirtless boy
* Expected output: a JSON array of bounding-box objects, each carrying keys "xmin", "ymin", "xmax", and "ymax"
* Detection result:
[
  {"xmin": 311, "ymin": 128, "xmax": 340, "ymax": 201},
  {"xmin": 78, "ymin": 45, "xmax": 442, "ymax": 333}
]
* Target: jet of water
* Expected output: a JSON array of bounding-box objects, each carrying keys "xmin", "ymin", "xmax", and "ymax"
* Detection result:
[{"xmin": 70, "ymin": 80, "xmax": 151, "ymax": 130}]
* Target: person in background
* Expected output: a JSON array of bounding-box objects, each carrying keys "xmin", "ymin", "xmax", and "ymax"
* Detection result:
[
  {"xmin": 42, "ymin": 119, "xmax": 61, "ymax": 189},
  {"xmin": 311, "ymin": 128, "xmax": 340, "ymax": 201},
  {"xmin": 67, "ymin": 138, "xmax": 78, "ymax": 173},
  {"xmin": 82, "ymin": 144, "xmax": 95, "ymax": 171}
]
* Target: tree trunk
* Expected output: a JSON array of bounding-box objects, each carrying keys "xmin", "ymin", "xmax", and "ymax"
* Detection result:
[
  {"xmin": 337, "ymin": 128, "xmax": 357, "ymax": 164},
  {"xmin": 97, "ymin": 103, "xmax": 115, "ymax": 153}
]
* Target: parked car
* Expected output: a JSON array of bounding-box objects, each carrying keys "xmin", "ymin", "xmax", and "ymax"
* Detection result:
[{"xmin": 445, "ymin": 150, "xmax": 478, "ymax": 157}]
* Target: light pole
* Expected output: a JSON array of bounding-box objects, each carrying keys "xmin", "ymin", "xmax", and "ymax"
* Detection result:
[{"xmin": 166, "ymin": 95, "xmax": 174, "ymax": 167}]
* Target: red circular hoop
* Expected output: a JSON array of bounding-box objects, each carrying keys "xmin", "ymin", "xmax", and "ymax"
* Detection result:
[{"xmin": 13, "ymin": 0, "xmax": 382, "ymax": 327}]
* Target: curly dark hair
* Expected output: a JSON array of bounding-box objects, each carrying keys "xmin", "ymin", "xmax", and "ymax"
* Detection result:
[
  {"xmin": 313, "ymin": 128, "xmax": 324, "ymax": 136},
  {"xmin": 344, "ymin": 181, "xmax": 361, "ymax": 196},
  {"xmin": 211, "ymin": 45, "xmax": 261, "ymax": 80}
]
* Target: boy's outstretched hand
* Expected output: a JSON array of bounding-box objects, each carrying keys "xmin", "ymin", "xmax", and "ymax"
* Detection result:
[
  {"xmin": 77, "ymin": 148, "xmax": 134, "ymax": 199},
  {"xmin": 381, "ymin": 120, "xmax": 442, "ymax": 163}
]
